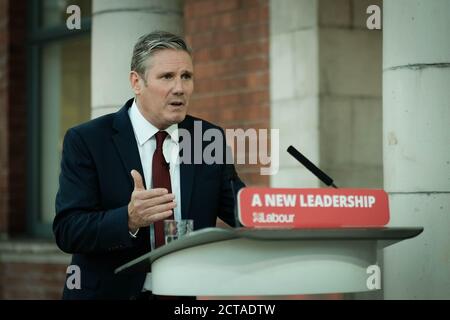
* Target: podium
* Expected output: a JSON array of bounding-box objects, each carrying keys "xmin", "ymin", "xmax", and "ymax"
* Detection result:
[{"xmin": 115, "ymin": 227, "xmax": 423, "ymax": 296}]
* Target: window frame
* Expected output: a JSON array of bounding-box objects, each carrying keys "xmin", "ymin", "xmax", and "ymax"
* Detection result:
[{"xmin": 27, "ymin": 0, "xmax": 92, "ymax": 237}]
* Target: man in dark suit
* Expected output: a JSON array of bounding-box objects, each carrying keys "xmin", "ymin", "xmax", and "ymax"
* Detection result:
[{"xmin": 53, "ymin": 31, "xmax": 244, "ymax": 300}]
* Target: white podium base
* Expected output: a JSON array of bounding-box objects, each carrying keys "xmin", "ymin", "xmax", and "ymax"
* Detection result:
[
  {"xmin": 152, "ymin": 238, "xmax": 378, "ymax": 296},
  {"xmin": 116, "ymin": 227, "xmax": 423, "ymax": 296}
]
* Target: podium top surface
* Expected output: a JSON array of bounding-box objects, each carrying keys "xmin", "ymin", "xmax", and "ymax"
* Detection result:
[{"xmin": 115, "ymin": 227, "xmax": 423, "ymax": 274}]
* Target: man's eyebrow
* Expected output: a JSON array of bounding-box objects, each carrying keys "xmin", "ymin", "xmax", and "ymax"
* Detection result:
[
  {"xmin": 156, "ymin": 70, "xmax": 193, "ymax": 75},
  {"xmin": 156, "ymin": 71, "xmax": 175, "ymax": 77},
  {"xmin": 158, "ymin": 71, "xmax": 175, "ymax": 74}
]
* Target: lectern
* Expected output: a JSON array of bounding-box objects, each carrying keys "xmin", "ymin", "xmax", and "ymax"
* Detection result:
[{"xmin": 115, "ymin": 227, "xmax": 423, "ymax": 296}]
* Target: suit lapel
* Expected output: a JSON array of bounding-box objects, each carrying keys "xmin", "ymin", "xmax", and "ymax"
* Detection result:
[
  {"xmin": 111, "ymin": 99, "xmax": 147, "ymax": 189},
  {"xmin": 179, "ymin": 116, "xmax": 195, "ymax": 220},
  {"xmin": 112, "ymin": 102, "xmax": 195, "ymax": 220}
]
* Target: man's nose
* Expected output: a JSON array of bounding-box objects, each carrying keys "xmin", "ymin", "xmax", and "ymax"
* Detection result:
[{"xmin": 172, "ymin": 78, "xmax": 184, "ymax": 95}]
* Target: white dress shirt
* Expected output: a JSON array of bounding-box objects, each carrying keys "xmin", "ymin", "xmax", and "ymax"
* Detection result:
[
  {"xmin": 128, "ymin": 100, "xmax": 182, "ymax": 292},
  {"xmin": 127, "ymin": 99, "xmax": 182, "ymax": 249}
]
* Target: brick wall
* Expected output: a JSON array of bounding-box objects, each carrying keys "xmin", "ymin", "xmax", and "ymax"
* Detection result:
[
  {"xmin": 0, "ymin": 0, "xmax": 66, "ymax": 300},
  {"xmin": 184, "ymin": 0, "xmax": 270, "ymax": 187},
  {"xmin": 0, "ymin": 0, "xmax": 27, "ymax": 236},
  {"xmin": 0, "ymin": 0, "xmax": 9, "ymax": 235},
  {"xmin": 7, "ymin": 0, "xmax": 27, "ymax": 234},
  {"xmin": 0, "ymin": 262, "xmax": 66, "ymax": 299}
]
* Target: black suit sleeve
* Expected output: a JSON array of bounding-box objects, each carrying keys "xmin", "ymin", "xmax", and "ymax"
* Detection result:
[
  {"xmin": 53, "ymin": 128, "xmax": 135, "ymax": 254},
  {"xmin": 217, "ymin": 141, "xmax": 246, "ymax": 227},
  {"xmin": 218, "ymin": 164, "xmax": 245, "ymax": 227}
]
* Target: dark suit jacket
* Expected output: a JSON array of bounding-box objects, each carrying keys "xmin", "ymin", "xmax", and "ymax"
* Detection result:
[{"xmin": 53, "ymin": 98, "xmax": 244, "ymax": 299}]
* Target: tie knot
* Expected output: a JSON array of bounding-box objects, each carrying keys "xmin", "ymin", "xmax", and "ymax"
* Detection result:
[{"xmin": 155, "ymin": 131, "xmax": 168, "ymax": 150}]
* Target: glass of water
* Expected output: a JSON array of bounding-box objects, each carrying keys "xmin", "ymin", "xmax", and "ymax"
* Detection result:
[{"xmin": 164, "ymin": 219, "xmax": 194, "ymax": 244}]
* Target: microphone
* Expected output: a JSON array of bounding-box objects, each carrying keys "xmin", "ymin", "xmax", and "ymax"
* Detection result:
[{"xmin": 287, "ymin": 145, "xmax": 338, "ymax": 188}]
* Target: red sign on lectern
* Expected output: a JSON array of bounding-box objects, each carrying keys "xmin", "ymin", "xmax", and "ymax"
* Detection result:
[{"xmin": 237, "ymin": 188, "xmax": 390, "ymax": 228}]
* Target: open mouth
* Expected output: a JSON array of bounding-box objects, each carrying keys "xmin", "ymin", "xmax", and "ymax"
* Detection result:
[{"xmin": 169, "ymin": 101, "xmax": 184, "ymax": 107}]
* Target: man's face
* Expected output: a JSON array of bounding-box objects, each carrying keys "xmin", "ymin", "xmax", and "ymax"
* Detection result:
[{"xmin": 131, "ymin": 49, "xmax": 194, "ymax": 129}]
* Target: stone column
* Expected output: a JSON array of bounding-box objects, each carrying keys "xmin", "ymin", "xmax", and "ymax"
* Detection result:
[
  {"xmin": 91, "ymin": 0, "xmax": 183, "ymax": 118},
  {"xmin": 270, "ymin": 0, "xmax": 320, "ymax": 187},
  {"xmin": 383, "ymin": 0, "xmax": 450, "ymax": 299},
  {"xmin": 270, "ymin": 0, "xmax": 382, "ymax": 189}
]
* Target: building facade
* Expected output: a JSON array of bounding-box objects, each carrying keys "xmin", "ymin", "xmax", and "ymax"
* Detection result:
[{"xmin": 0, "ymin": 0, "xmax": 448, "ymax": 299}]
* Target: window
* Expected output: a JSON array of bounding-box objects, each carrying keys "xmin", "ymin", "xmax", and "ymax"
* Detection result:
[{"xmin": 28, "ymin": 0, "xmax": 92, "ymax": 237}]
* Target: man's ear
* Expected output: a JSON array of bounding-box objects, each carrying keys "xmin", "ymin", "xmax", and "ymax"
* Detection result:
[{"xmin": 130, "ymin": 71, "xmax": 141, "ymax": 95}]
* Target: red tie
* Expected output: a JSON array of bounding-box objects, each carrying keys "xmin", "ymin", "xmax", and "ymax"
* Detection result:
[{"xmin": 152, "ymin": 131, "xmax": 173, "ymax": 248}]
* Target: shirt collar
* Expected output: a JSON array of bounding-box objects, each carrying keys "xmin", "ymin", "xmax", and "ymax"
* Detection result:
[{"xmin": 129, "ymin": 99, "xmax": 179, "ymax": 146}]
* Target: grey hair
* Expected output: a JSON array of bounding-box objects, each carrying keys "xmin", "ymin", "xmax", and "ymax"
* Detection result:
[{"xmin": 130, "ymin": 31, "xmax": 192, "ymax": 83}]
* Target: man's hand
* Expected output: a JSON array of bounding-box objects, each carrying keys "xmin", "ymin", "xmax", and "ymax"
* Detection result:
[{"xmin": 128, "ymin": 170, "xmax": 175, "ymax": 233}]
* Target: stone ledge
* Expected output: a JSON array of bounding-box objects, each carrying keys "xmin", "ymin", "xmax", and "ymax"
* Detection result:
[{"xmin": 0, "ymin": 239, "xmax": 70, "ymax": 264}]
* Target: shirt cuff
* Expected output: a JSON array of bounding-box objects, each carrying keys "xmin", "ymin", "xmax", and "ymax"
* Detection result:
[{"xmin": 129, "ymin": 228, "xmax": 140, "ymax": 238}]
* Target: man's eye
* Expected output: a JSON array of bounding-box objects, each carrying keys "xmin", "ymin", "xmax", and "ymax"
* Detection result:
[
  {"xmin": 162, "ymin": 74, "xmax": 173, "ymax": 79},
  {"xmin": 182, "ymin": 74, "xmax": 192, "ymax": 80}
]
